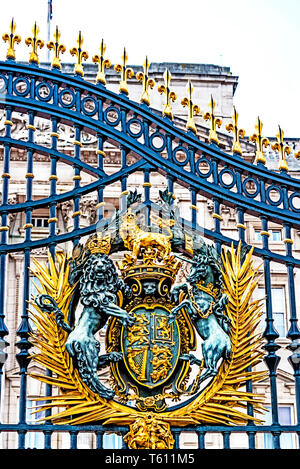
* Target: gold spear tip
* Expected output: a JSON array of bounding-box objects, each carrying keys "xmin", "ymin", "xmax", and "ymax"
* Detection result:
[
  {"xmin": 163, "ymin": 67, "xmax": 171, "ymax": 83},
  {"xmin": 10, "ymin": 17, "xmax": 16, "ymax": 31}
]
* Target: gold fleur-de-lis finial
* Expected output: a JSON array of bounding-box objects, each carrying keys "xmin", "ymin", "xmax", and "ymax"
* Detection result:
[
  {"xmin": 92, "ymin": 39, "xmax": 111, "ymax": 85},
  {"xmin": 2, "ymin": 18, "xmax": 21, "ymax": 60},
  {"xmin": 136, "ymin": 56, "xmax": 155, "ymax": 105},
  {"xmin": 114, "ymin": 48, "xmax": 134, "ymax": 95},
  {"xmin": 294, "ymin": 150, "xmax": 300, "ymax": 160},
  {"xmin": 203, "ymin": 95, "xmax": 222, "ymax": 144},
  {"xmin": 47, "ymin": 26, "xmax": 66, "ymax": 70},
  {"xmin": 181, "ymin": 81, "xmax": 201, "ymax": 134},
  {"xmin": 25, "ymin": 22, "xmax": 44, "ymax": 64},
  {"xmin": 271, "ymin": 125, "xmax": 291, "ymax": 172},
  {"xmin": 158, "ymin": 68, "xmax": 177, "ymax": 119},
  {"xmin": 250, "ymin": 116, "xmax": 269, "ymax": 165},
  {"xmin": 225, "ymin": 106, "xmax": 245, "ymax": 156},
  {"xmin": 70, "ymin": 31, "xmax": 89, "ymax": 77}
]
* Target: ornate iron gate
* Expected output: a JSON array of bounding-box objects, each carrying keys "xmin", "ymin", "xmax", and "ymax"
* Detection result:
[{"xmin": 0, "ymin": 24, "xmax": 300, "ymax": 450}]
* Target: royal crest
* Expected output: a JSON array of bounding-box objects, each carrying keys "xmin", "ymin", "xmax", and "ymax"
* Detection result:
[
  {"xmin": 122, "ymin": 305, "xmax": 178, "ymax": 387},
  {"xmin": 29, "ymin": 189, "xmax": 266, "ymax": 444}
]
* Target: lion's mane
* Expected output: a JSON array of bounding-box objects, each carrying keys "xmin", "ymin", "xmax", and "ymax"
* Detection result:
[{"xmin": 79, "ymin": 253, "xmax": 121, "ymax": 308}]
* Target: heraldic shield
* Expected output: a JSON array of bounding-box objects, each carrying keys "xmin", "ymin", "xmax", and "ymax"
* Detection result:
[
  {"xmin": 29, "ymin": 189, "xmax": 266, "ymax": 448},
  {"xmin": 122, "ymin": 304, "xmax": 180, "ymax": 388},
  {"xmin": 107, "ymin": 298, "xmax": 194, "ymax": 411},
  {"xmin": 105, "ymin": 194, "xmax": 196, "ymax": 411}
]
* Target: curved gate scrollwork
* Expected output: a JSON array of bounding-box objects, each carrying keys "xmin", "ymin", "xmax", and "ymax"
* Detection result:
[{"xmin": 0, "ymin": 29, "xmax": 300, "ymax": 449}]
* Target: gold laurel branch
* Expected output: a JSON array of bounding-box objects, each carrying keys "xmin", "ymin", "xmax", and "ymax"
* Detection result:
[
  {"xmin": 29, "ymin": 250, "xmax": 143, "ymax": 425},
  {"xmin": 157, "ymin": 242, "xmax": 267, "ymax": 427},
  {"xmin": 28, "ymin": 251, "xmax": 100, "ymax": 422}
]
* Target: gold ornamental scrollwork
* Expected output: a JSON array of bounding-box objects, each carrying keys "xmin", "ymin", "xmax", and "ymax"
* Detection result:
[{"xmin": 124, "ymin": 414, "xmax": 175, "ymax": 449}]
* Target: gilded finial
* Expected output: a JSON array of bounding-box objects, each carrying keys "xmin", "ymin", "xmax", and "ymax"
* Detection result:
[
  {"xmin": 158, "ymin": 68, "xmax": 177, "ymax": 119},
  {"xmin": 225, "ymin": 106, "xmax": 245, "ymax": 156},
  {"xmin": 203, "ymin": 95, "xmax": 222, "ymax": 144},
  {"xmin": 181, "ymin": 81, "xmax": 201, "ymax": 134},
  {"xmin": 25, "ymin": 22, "xmax": 44, "ymax": 64},
  {"xmin": 114, "ymin": 48, "xmax": 134, "ymax": 95},
  {"xmin": 250, "ymin": 116, "xmax": 269, "ymax": 165},
  {"xmin": 294, "ymin": 150, "xmax": 300, "ymax": 160},
  {"xmin": 92, "ymin": 39, "xmax": 111, "ymax": 85},
  {"xmin": 47, "ymin": 26, "xmax": 66, "ymax": 70},
  {"xmin": 70, "ymin": 31, "xmax": 88, "ymax": 77},
  {"xmin": 136, "ymin": 56, "xmax": 155, "ymax": 105},
  {"xmin": 271, "ymin": 125, "xmax": 291, "ymax": 172},
  {"xmin": 2, "ymin": 18, "xmax": 21, "ymax": 60}
]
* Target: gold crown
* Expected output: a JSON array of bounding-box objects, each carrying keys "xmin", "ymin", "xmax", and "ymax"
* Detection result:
[
  {"xmin": 196, "ymin": 280, "xmax": 219, "ymax": 300},
  {"xmin": 118, "ymin": 249, "xmax": 181, "ymax": 285},
  {"xmin": 84, "ymin": 232, "xmax": 111, "ymax": 255},
  {"xmin": 118, "ymin": 205, "xmax": 180, "ymax": 284}
]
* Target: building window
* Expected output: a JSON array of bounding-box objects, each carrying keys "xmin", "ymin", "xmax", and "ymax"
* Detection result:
[
  {"xmin": 254, "ymin": 231, "xmax": 262, "ymax": 241},
  {"xmin": 254, "ymin": 230, "xmax": 282, "ymax": 242},
  {"xmin": 258, "ymin": 287, "xmax": 286, "ymax": 338},
  {"xmin": 270, "ymin": 230, "xmax": 282, "ymax": 241},
  {"xmin": 32, "ymin": 217, "xmax": 48, "ymax": 228},
  {"xmin": 264, "ymin": 406, "xmax": 295, "ymax": 449}
]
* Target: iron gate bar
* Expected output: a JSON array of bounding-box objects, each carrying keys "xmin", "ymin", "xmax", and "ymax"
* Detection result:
[
  {"xmin": 1, "ymin": 213, "xmax": 299, "ymax": 270},
  {"xmin": 0, "ymin": 137, "xmax": 107, "ymax": 177},
  {"xmin": 0, "ymin": 157, "xmax": 146, "ymax": 215},
  {"xmin": 1, "ymin": 64, "xmax": 300, "ymax": 226},
  {"xmin": 0, "ymin": 57, "xmax": 300, "ymax": 449},
  {"xmin": 0, "ymin": 423, "xmax": 300, "ymax": 448},
  {"xmin": 2, "ymin": 92, "xmax": 300, "ymax": 227},
  {"xmin": 0, "ymin": 61, "xmax": 289, "ymax": 186}
]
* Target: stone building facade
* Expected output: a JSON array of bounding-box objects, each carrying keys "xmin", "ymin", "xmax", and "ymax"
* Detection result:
[{"xmin": 0, "ymin": 62, "xmax": 299, "ymax": 449}]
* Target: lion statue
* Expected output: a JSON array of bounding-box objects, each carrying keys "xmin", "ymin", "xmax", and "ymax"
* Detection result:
[
  {"xmin": 119, "ymin": 208, "xmax": 173, "ymax": 264},
  {"xmin": 35, "ymin": 251, "xmax": 134, "ymax": 400}
]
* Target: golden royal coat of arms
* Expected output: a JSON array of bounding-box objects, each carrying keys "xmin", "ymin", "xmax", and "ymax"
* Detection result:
[{"xmin": 29, "ymin": 190, "xmax": 266, "ymax": 449}]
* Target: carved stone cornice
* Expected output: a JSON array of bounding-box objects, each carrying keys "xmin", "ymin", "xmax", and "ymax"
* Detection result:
[
  {"xmin": 58, "ymin": 194, "xmax": 98, "ymax": 231},
  {"xmin": 0, "ymin": 193, "xmax": 18, "ymax": 229},
  {"xmin": 206, "ymin": 199, "xmax": 237, "ymax": 228}
]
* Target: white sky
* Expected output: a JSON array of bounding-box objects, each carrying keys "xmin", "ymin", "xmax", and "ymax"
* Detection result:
[{"xmin": 0, "ymin": 0, "xmax": 299, "ymax": 137}]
